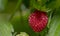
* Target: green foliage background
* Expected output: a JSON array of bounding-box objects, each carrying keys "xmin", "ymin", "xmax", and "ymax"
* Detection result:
[{"xmin": 0, "ymin": 0, "xmax": 60, "ymax": 36}]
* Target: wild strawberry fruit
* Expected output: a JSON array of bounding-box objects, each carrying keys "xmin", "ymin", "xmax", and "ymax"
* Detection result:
[{"xmin": 28, "ymin": 10, "xmax": 48, "ymax": 32}]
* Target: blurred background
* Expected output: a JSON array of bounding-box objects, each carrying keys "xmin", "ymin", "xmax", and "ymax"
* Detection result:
[
  {"xmin": 0, "ymin": 0, "xmax": 60, "ymax": 36},
  {"xmin": 0, "ymin": 0, "xmax": 41, "ymax": 36},
  {"xmin": 0, "ymin": 0, "xmax": 48, "ymax": 36}
]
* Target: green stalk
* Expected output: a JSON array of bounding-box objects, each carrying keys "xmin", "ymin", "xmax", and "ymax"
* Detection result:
[
  {"xmin": 13, "ymin": 32, "xmax": 17, "ymax": 36},
  {"xmin": 9, "ymin": 0, "xmax": 22, "ymax": 21}
]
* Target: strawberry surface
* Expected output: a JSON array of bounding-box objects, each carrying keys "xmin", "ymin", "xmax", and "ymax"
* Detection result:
[{"xmin": 28, "ymin": 10, "xmax": 48, "ymax": 32}]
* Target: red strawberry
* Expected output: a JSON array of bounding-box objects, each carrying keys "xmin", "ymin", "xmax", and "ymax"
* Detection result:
[{"xmin": 28, "ymin": 10, "xmax": 48, "ymax": 32}]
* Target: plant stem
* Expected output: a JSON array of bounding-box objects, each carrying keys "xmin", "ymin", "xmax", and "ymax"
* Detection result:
[
  {"xmin": 13, "ymin": 32, "xmax": 17, "ymax": 36},
  {"xmin": 9, "ymin": 0, "xmax": 22, "ymax": 22}
]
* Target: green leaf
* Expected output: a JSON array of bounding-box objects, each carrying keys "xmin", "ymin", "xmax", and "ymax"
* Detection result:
[
  {"xmin": 0, "ymin": 21, "xmax": 14, "ymax": 36},
  {"xmin": 11, "ymin": 10, "xmax": 39, "ymax": 36},
  {"xmin": 47, "ymin": 9, "xmax": 60, "ymax": 36},
  {"xmin": 30, "ymin": 0, "xmax": 41, "ymax": 10},
  {"xmin": 55, "ymin": 0, "xmax": 60, "ymax": 9},
  {"xmin": 46, "ymin": 0, "xmax": 60, "ymax": 9},
  {"xmin": 30, "ymin": 0, "xmax": 48, "ymax": 11},
  {"xmin": 40, "ymin": 27, "xmax": 48, "ymax": 36}
]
